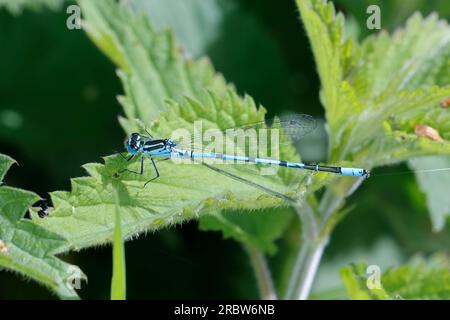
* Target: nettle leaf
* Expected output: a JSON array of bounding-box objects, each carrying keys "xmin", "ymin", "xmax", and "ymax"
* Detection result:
[
  {"xmin": 0, "ymin": 0, "xmax": 66, "ymax": 14},
  {"xmin": 0, "ymin": 154, "xmax": 14, "ymax": 182},
  {"xmin": 409, "ymin": 156, "xmax": 450, "ymax": 232},
  {"xmin": 33, "ymin": 90, "xmax": 310, "ymax": 250},
  {"xmin": 28, "ymin": 0, "xmax": 313, "ymax": 254},
  {"xmin": 78, "ymin": 0, "xmax": 231, "ymax": 131},
  {"xmin": 341, "ymin": 259, "xmax": 450, "ymax": 300},
  {"xmin": 297, "ymin": 0, "xmax": 450, "ymax": 168},
  {"xmin": 296, "ymin": 0, "xmax": 360, "ymax": 139},
  {"xmin": 127, "ymin": 0, "xmax": 223, "ymax": 59},
  {"xmin": 0, "ymin": 154, "xmax": 83, "ymax": 299},
  {"xmin": 405, "ymin": 109, "xmax": 450, "ymax": 232}
]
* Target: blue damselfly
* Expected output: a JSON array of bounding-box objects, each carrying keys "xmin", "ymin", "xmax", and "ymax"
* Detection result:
[{"xmin": 116, "ymin": 115, "xmax": 369, "ymax": 191}]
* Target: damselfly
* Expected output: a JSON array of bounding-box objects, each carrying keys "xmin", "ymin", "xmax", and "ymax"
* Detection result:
[{"xmin": 116, "ymin": 114, "xmax": 370, "ymax": 190}]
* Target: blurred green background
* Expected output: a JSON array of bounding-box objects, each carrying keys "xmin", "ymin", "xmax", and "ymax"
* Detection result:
[{"xmin": 0, "ymin": 0, "xmax": 449, "ymax": 299}]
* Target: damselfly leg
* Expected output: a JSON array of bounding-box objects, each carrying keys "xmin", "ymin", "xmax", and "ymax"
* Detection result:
[
  {"xmin": 117, "ymin": 152, "xmax": 134, "ymax": 162},
  {"xmin": 112, "ymin": 152, "xmax": 135, "ymax": 177},
  {"xmin": 117, "ymin": 154, "xmax": 144, "ymax": 176},
  {"xmin": 115, "ymin": 153, "xmax": 162, "ymax": 187},
  {"xmin": 144, "ymin": 156, "xmax": 160, "ymax": 187}
]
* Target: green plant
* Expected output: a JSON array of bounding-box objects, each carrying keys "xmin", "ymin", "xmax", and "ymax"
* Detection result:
[
  {"xmin": 0, "ymin": 0, "xmax": 449, "ymax": 300},
  {"xmin": 0, "ymin": 154, "xmax": 84, "ymax": 299},
  {"xmin": 341, "ymin": 255, "xmax": 450, "ymax": 299}
]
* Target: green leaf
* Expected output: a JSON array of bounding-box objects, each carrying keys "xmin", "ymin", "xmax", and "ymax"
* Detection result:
[
  {"xmin": 311, "ymin": 238, "xmax": 404, "ymax": 299},
  {"xmin": 111, "ymin": 187, "xmax": 126, "ymax": 300},
  {"xmin": 340, "ymin": 263, "xmax": 390, "ymax": 300},
  {"xmin": 296, "ymin": 0, "xmax": 450, "ymax": 168},
  {"xmin": 199, "ymin": 208, "xmax": 294, "ymax": 255},
  {"xmin": 341, "ymin": 258, "xmax": 450, "ymax": 300},
  {"xmin": 33, "ymin": 90, "xmax": 309, "ymax": 250},
  {"xmin": 0, "ymin": 0, "xmax": 66, "ymax": 14},
  {"xmin": 336, "ymin": 0, "xmax": 450, "ymax": 37},
  {"xmin": 296, "ymin": 0, "xmax": 360, "ymax": 127},
  {"xmin": 0, "ymin": 154, "xmax": 14, "ymax": 182},
  {"xmin": 78, "ymin": 0, "xmax": 230, "ymax": 130},
  {"xmin": 0, "ymin": 154, "xmax": 83, "ymax": 299},
  {"xmin": 28, "ymin": 1, "xmax": 308, "ymax": 253},
  {"xmin": 408, "ymin": 156, "xmax": 450, "ymax": 232},
  {"xmin": 128, "ymin": 0, "xmax": 223, "ymax": 59}
]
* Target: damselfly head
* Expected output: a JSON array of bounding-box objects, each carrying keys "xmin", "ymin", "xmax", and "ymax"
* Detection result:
[{"xmin": 126, "ymin": 133, "xmax": 143, "ymax": 154}]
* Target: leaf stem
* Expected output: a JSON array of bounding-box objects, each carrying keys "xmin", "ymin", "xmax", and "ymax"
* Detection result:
[
  {"xmin": 245, "ymin": 245, "xmax": 277, "ymax": 300},
  {"xmin": 285, "ymin": 202, "xmax": 327, "ymax": 300},
  {"xmin": 284, "ymin": 202, "xmax": 321, "ymax": 299},
  {"xmin": 286, "ymin": 177, "xmax": 364, "ymax": 299},
  {"xmin": 293, "ymin": 239, "xmax": 328, "ymax": 300},
  {"xmin": 111, "ymin": 187, "xmax": 126, "ymax": 300}
]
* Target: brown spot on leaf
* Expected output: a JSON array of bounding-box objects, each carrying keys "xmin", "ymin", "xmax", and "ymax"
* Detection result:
[
  {"xmin": 0, "ymin": 240, "xmax": 7, "ymax": 255},
  {"xmin": 415, "ymin": 124, "xmax": 443, "ymax": 141},
  {"xmin": 440, "ymin": 98, "xmax": 450, "ymax": 108}
]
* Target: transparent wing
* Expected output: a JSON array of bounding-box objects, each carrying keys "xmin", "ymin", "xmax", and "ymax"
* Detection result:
[
  {"xmin": 172, "ymin": 114, "xmax": 316, "ymax": 151},
  {"xmin": 193, "ymin": 159, "xmax": 296, "ymax": 204}
]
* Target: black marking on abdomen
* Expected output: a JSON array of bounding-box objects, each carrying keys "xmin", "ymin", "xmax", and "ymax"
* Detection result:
[
  {"xmin": 302, "ymin": 164, "xmax": 317, "ymax": 171},
  {"xmin": 279, "ymin": 160, "xmax": 288, "ymax": 167},
  {"xmin": 316, "ymin": 165, "xmax": 341, "ymax": 174}
]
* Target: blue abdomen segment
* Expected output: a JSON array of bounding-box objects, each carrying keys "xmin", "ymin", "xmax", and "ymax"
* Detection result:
[
  {"xmin": 340, "ymin": 167, "xmax": 368, "ymax": 177},
  {"xmin": 171, "ymin": 149, "xmax": 369, "ymax": 178}
]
